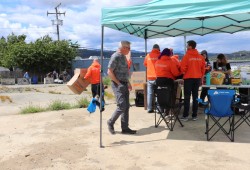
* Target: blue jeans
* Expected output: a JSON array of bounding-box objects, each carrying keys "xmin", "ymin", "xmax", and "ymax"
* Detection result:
[{"xmin": 147, "ymin": 80, "xmax": 156, "ymax": 111}]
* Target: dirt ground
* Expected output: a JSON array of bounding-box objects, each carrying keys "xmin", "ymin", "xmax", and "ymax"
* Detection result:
[{"xmin": 0, "ymin": 84, "xmax": 250, "ymax": 170}]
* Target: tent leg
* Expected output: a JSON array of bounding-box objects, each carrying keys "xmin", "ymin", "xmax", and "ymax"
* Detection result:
[
  {"xmin": 100, "ymin": 25, "xmax": 104, "ymax": 148},
  {"xmin": 145, "ymin": 38, "xmax": 147, "ymax": 56},
  {"xmin": 184, "ymin": 36, "xmax": 187, "ymax": 53}
]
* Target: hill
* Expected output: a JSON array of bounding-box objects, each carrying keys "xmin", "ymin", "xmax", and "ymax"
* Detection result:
[{"xmin": 77, "ymin": 48, "xmax": 250, "ymax": 60}]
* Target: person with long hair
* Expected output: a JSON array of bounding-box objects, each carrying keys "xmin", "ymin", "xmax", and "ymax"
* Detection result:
[
  {"xmin": 155, "ymin": 48, "xmax": 182, "ymax": 115},
  {"xmin": 199, "ymin": 50, "xmax": 212, "ymax": 104}
]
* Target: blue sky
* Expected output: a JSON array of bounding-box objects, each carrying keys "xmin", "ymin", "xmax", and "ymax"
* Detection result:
[{"xmin": 0, "ymin": 0, "xmax": 250, "ymax": 53}]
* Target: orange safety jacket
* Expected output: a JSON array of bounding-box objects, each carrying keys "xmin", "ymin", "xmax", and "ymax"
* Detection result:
[
  {"xmin": 84, "ymin": 61, "xmax": 101, "ymax": 84},
  {"xmin": 180, "ymin": 49, "xmax": 205, "ymax": 79},
  {"xmin": 144, "ymin": 49, "xmax": 161, "ymax": 80},
  {"xmin": 155, "ymin": 55, "xmax": 181, "ymax": 80}
]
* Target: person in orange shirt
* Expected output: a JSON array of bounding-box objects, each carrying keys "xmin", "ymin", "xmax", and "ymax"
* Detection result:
[
  {"xmin": 155, "ymin": 48, "xmax": 182, "ymax": 114},
  {"xmin": 144, "ymin": 44, "xmax": 161, "ymax": 113},
  {"xmin": 180, "ymin": 40, "xmax": 205, "ymax": 121},
  {"xmin": 84, "ymin": 58, "xmax": 102, "ymax": 98}
]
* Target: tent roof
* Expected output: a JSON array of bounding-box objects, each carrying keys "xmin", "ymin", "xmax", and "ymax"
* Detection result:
[{"xmin": 102, "ymin": 0, "xmax": 250, "ymax": 39}]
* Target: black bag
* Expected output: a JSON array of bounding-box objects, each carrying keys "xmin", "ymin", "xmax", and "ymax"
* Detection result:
[{"xmin": 135, "ymin": 91, "xmax": 144, "ymax": 107}]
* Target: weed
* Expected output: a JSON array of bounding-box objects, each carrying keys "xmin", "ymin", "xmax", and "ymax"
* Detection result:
[
  {"xmin": 103, "ymin": 77, "xmax": 111, "ymax": 86},
  {"xmin": 49, "ymin": 91, "xmax": 62, "ymax": 94},
  {"xmin": 20, "ymin": 105, "xmax": 46, "ymax": 114},
  {"xmin": 75, "ymin": 97, "xmax": 89, "ymax": 108},
  {"xmin": 49, "ymin": 100, "xmax": 71, "ymax": 111},
  {"xmin": 25, "ymin": 87, "xmax": 32, "ymax": 91}
]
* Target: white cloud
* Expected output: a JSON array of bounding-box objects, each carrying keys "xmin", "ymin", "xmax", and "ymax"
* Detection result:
[{"xmin": 0, "ymin": 0, "xmax": 250, "ymax": 53}]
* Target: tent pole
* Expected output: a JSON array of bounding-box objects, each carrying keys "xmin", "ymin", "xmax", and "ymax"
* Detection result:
[
  {"xmin": 100, "ymin": 25, "xmax": 104, "ymax": 148},
  {"xmin": 184, "ymin": 36, "xmax": 187, "ymax": 53},
  {"xmin": 144, "ymin": 29, "xmax": 147, "ymax": 56}
]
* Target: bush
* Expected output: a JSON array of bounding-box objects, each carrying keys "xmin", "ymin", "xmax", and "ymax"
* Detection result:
[
  {"xmin": 21, "ymin": 105, "xmax": 46, "ymax": 114},
  {"xmin": 76, "ymin": 97, "xmax": 89, "ymax": 108},
  {"xmin": 49, "ymin": 100, "xmax": 71, "ymax": 111},
  {"xmin": 103, "ymin": 76, "xmax": 111, "ymax": 86}
]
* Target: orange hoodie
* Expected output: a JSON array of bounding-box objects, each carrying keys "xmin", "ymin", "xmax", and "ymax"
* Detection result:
[
  {"xmin": 171, "ymin": 55, "xmax": 180, "ymax": 69},
  {"xmin": 180, "ymin": 49, "xmax": 205, "ymax": 79},
  {"xmin": 84, "ymin": 60, "xmax": 100, "ymax": 84},
  {"xmin": 155, "ymin": 56, "xmax": 181, "ymax": 80},
  {"xmin": 144, "ymin": 49, "xmax": 161, "ymax": 80}
]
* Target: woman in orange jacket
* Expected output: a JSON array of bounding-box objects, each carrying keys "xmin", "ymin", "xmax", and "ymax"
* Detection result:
[{"xmin": 155, "ymin": 48, "xmax": 182, "ymax": 114}]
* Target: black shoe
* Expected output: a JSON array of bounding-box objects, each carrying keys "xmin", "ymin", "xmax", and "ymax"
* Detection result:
[
  {"xmin": 122, "ymin": 128, "xmax": 137, "ymax": 134},
  {"xmin": 107, "ymin": 120, "xmax": 115, "ymax": 135},
  {"xmin": 147, "ymin": 110, "xmax": 154, "ymax": 113}
]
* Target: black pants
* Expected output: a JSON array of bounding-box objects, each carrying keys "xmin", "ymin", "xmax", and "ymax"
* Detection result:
[
  {"xmin": 91, "ymin": 83, "xmax": 104, "ymax": 108},
  {"xmin": 200, "ymin": 87, "xmax": 210, "ymax": 101},
  {"xmin": 183, "ymin": 78, "xmax": 201, "ymax": 118}
]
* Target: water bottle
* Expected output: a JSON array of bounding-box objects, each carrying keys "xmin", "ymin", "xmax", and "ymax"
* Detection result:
[{"xmin": 206, "ymin": 72, "xmax": 211, "ymax": 85}]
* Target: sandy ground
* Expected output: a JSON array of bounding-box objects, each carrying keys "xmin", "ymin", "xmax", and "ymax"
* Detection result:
[{"xmin": 0, "ymin": 84, "xmax": 250, "ymax": 170}]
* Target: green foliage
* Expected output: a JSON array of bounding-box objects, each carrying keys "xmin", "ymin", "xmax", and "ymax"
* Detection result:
[
  {"xmin": 75, "ymin": 97, "xmax": 89, "ymax": 108},
  {"xmin": 103, "ymin": 76, "xmax": 111, "ymax": 86},
  {"xmin": 0, "ymin": 33, "xmax": 77, "ymax": 74},
  {"xmin": 49, "ymin": 100, "xmax": 71, "ymax": 111},
  {"xmin": 21, "ymin": 105, "xmax": 46, "ymax": 114}
]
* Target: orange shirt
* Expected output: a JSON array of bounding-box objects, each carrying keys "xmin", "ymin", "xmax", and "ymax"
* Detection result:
[
  {"xmin": 84, "ymin": 61, "xmax": 101, "ymax": 84},
  {"xmin": 180, "ymin": 49, "xmax": 205, "ymax": 79},
  {"xmin": 127, "ymin": 58, "xmax": 132, "ymax": 70},
  {"xmin": 144, "ymin": 49, "xmax": 160, "ymax": 80},
  {"xmin": 155, "ymin": 56, "xmax": 181, "ymax": 80}
]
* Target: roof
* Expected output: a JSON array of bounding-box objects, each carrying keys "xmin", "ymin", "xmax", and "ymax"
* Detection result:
[{"xmin": 102, "ymin": 0, "xmax": 250, "ymax": 39}]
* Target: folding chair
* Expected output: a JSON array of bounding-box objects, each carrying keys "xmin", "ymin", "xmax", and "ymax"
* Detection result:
[
  {"xmin": 233, "ymin": 93, "xmax": 250, "ymax": 131},
  {"xmin": 154, "ymin": 81, "xmax": 184, "ymax": 131},
  {"xmin": 199, "ymin": 89, "xmax": 237, "ymax": 142}
]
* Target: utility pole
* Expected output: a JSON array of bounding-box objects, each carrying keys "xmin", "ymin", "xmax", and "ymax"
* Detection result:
[{"xmin": 47, "ymin": 3, "xmax": 65, "ymax": 41}]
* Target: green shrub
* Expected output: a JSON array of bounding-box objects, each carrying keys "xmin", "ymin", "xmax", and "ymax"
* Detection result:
[
  {"xmin": 75, "ymin": 97, "xmax": 89, "ymax": 108},
  {"xmin": 21, "ymin": 105, "xmax": 46, "ymax": 114},
  {"xmin": 49, "ymin": 100, "xmax": 71, "ymax": 111},
  {"xmin": 103, "ymin": 77, "xmax": 111, "ymax": 86}
]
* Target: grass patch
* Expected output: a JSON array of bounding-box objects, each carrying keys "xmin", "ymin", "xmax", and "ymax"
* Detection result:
[
  {"xmin": 48, "ymin": 91, "xmax": 62, "ymax": 94},
  {"xmin": 104, "ymin": 91, "xmax": 114, "ymax": 100},
  {"xmin": 103, "ymin": 76, "xmax": 111, "ymax": 86},
  {"xmin": 21, "ymin": 105, "xmax": 46, "ymax": 114},
  {"xmin": 0, "ymin": 96, "xmax": 13, "ymax": 103},
  {"xmin": 25, "ymin": 87, "xmax": 32, "ymax": 91},
  {"xmin": 75, "ymin": 97, "xmax": 89, "ymax": 108},
  {"xmin": 49, "ymin": 100, "xmax": 71, "ymax": 111}
]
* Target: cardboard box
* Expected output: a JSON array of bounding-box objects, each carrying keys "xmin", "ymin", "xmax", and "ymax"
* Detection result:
[
  {"xmin": 67, "ymin": 73, "xmax": 90, "ymax": 94},
  {"xmin": 130, "ymin": 71, "xmax": 146, "ymax": 90}
]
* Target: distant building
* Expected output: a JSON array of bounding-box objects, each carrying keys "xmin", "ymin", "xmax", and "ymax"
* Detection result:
[{"xmin": 72, "ymin": 57, "xmax": 146, "ymax": 76}]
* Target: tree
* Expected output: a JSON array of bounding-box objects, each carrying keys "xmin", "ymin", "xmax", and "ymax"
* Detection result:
[{"xmin": 0, "ymin": 33, "xmax": 77, "ymax": 74}]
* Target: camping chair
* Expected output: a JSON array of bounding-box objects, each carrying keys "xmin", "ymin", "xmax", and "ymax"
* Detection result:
[
  {"xmin": 198, "ymin": 89, "xmax": 237, "ymax": 142},
  {"xmin": 154, "ymin": 81, "xmax": 184, "ymax": 131},
  {"xmin": 233, "ymin": 93, "xmax": 250, "ymax": 131}
]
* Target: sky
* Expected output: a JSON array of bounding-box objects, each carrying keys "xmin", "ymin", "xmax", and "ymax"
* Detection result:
[{"xmin": 0, "ymin": 0, "xmax": 250, "ymax": 54}]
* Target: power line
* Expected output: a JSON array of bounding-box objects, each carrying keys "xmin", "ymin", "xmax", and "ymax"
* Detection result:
[{"xmin": 47, "ymin": 3, "xmax": 65, "ymax": 41}]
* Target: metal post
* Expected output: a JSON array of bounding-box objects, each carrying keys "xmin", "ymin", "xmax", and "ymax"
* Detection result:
[
  {"xmin": 100, "ymin": 25, "xmax": 104, "ymax": 148},
  {"xmin": 184, "ymin": 36, "xmax": 187, "ymax": 54},
  {"xmin": 144, "ymin": 29, "xmax": 148, "ymax": 56}
]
